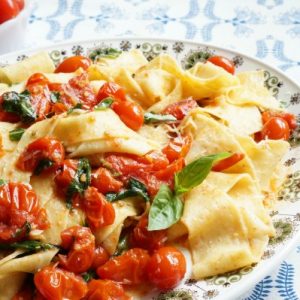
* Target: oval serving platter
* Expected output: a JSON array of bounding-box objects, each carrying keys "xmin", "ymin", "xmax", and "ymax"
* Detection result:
[{"xmin": 1, "ymin": 38, "xmax": 300, "ymax": 300}]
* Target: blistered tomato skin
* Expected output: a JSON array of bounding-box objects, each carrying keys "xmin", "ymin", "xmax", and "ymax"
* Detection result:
[
  {"xmin": 97, "ymin": 82, "xmax": 127, "ymax": 102},
  {"xmin": 55, "ymin": 56, "xmax": 92, "ymax": 73},
  {"xmin": 163, "ymin": 99, "xmax": 198, "ymax": 121},
  {"xmin": 16, "ymin": 137, "xmax": 65, "ymax": 173},
  {"xmin": 207, "ymin": 56, "xmax": 235, "ymax": 74},
  {"xmin": 147, "ymin": 246, "xmax": 186, "ymax": 291},
  {"xmin": 91, "ymin": 246, "xmax": 110, "ymax": 270},
  {"xmin": 59, "ymin": 226, "xmax": 95, "ymax": 274},
  {"xmin": 97, "ymin": 248, "xmax": 150, "ymax": 285},
  {"xmin": 34, "ymin": 265, "xmax": 88, "ymax": 300}
]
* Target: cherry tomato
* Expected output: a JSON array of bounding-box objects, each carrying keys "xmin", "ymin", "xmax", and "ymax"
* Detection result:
[
  {"xmin": 262, "ymin": 111, "xmax": 297, "ymax": 130},
  {"xmin": 86, "ymin": 280, "xmax": 131, "ymax": 300},
  {"xmin": 132, "ymin": 215, "xmax": 167, "ymax": 252},
  {"xmin": 55, "ymin": 56, "xmax": 92, "ymax": 73},
  {"xmin": 97, "ymin": 248, "xmax": 150, "ymax": 285},
  {"xmin": 207, "ymin": 56, "xmax": 235, "ymax": 74},
  {"xmin": 34, "ymin": 265, "xmax": 87, "ymax": 300},
  {"xmin": 0, "ymin": 182, "xmax": 49, "ymax": 243},
  {"xmin": 162, "ymin": 135, "xmax": 192, "ymax": 162},
  {"xmin": 97, "ymin": 82, "xmax": 127, "ymax": 102},
  {"xmin": 91, "ymin": 246, "xmax": 110, "ymax": 270},
  {"xmin": 26, "ymin": 73, "xmax": 52, "ymax": 121},
  {"xmin": 147, "ymin": 246, "xmax": 186, "ymax": 290},
  {"xmin": 0, "ymin": 0, "xmax": 20, "ymax": 24},
  {"xmin": 163, "ymin": 99, "xmax": 198, "ymax": 120},
  {"xmin": 261, "ymin": 117, "xmax": 290, "ymax": 140},
  {"xmin": 112, "ymin": 100, "xmax": 144, "ymax": 131},
  {"xmin": 83, "ymin": 187, "xmax": 115, "ymax": 230},
  {"xmin": 91, "ymin": 167, "xmax": 123, "ymax": 194},
  {"xmin": 59, "ymin": 226, "xmax": 95, "ymax": 274},
  {"xmin": 54, "ymin": 159, "xmax": 78, "ymax": 195},
  {"xmin": 16, "ymin": 137, "xmax": 65, "ymax": 174},
  {"xmin": 15, "ymin": 0, "xmax": 24, "ymax": 10},
  {"xmin": 212, "ymin": 153, "xmax": 245, "ymax": 172}
]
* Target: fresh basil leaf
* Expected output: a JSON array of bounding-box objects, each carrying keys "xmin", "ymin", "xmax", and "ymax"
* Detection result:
[
  {"xmin": 0, "ymin": 179, "xmax": 6, "ymax": 186},
  {"xmin": 0, "ymin": 240, "xmax": 54, "ymax": 251},
  {"xmin": 114, "ymin": 233, "xmax": 130, "ymax": 256},
  {"xmin": 33, "ymin": 159, "xmax": 54, "ymax": 175},
  {"xmin": 13, "ymin": 221, "xmax": 31, "ymax": 238},
  {"xmin": 148, "ymin": 185, "xmax": 183, "ymax": 231},
  {"xmin": 105, "ymin": 178, "xmax": 149, "ymax": 202},
  {"xmin": 2, "ymin": 91, "xmax": 36, "ymax": 123},
  {"xmin": 89, "ymin": 48, "xmax": 122, "ymax": 61},
  {"xmin": 174, "ymin": 152, "xmax": 230, "ymax": 195},
  {"xmin": 67, "ymin": 103, "xmax": 82, "ymax": 115},
  {"xmin": 94, "ymin": 97, "xmax": 114, "ymax": 111},
  {"xmin": 66, "ymin": 158, "xmax": 91, "ymax": 209},
  {"xmin": 144, "ymin": 112, "xmax": 177, "ymax": 124},
  {"xmin": 82, "ymin": 270, "xmax": 96, "ymax": 282},
  {"xmin": 9, "ymin": 128, "xmax": 25, "ymax": 141},
  {"xmin": 50, "ymin": 91, "xmax": 60, "ymax": 103}
]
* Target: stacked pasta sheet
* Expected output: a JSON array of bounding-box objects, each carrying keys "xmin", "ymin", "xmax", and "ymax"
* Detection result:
[{"xmin": 0, "ymin": 49, "xmax": 290, "ymax": 298}]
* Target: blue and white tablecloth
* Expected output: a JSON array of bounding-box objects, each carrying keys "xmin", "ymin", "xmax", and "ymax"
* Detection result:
[{"xmin": 21, "ymin": 0, "xmax": 300, "ymax": 299}]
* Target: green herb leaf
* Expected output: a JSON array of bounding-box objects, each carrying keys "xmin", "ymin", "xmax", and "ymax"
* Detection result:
[
  {"xmin": 66, "ymin": 158, "xmax": 91, "ymax": 209},
  {"xmin": 0, "ymin": 240, "xmax": 54, "ymax": 251},
  {"xmin": 34, "ymin": 159, "xmax": 54, "ymax": 175},
  {"xmin": 2, "ymin": 91, "xmax": 36, "ymax": 123},
  {"xmin": 114, "ymin": 233, "xmax": 130, "ymax": 256},
  {"xmin": 94, "ymin": 97, "xmax": 114, "ymax": 111},
  {"xmin": 89, "ymin": 48, "xmax": 122, "ymax": 61},
  {"xmin": 50, "ymin": 91, "xmax": 60, "ymax": 103},
  {"xmin": 9, "ymin": 128, "xmax": 25, "ymax": 141},
  {"xmin": 82, "ymin": 270, "xmax": 96, "ymax": 282},
  {"xmin": 105, "ymin": 178, "xmax": 149, "ymax": 202},
  {"xmin": 148, "ymin": 185, "xmax": 183, "ymax": 231},
  {"xmin": 0, "ymin": 179, "xmax": 6, "ymax": 186},
  {"xmin": 67, "ymin": 103, "xmax": 82, "ymax": 115},
  {"xmin": 13, "ymin": 221, "xmax": 31, "ymax": 238},
  {"xmin": 174, "ymin": 152, "xmax": 230, "ymax": 195},
  {"xmin": 144, "ymin": 112, "xmax": 177, "ymax": 124}
]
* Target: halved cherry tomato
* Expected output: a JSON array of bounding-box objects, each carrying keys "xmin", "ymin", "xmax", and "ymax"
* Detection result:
[
  {"xmin": 91, "ymin": 167, "xmax": 123, "ymax": 194},
  {"xmin": 261, "ymin": 117, "xmax": 290, "ymax": 140},
  {"xmin": 112, "ymin": 100, "xmax": 144, "ymax": 131},
  {"xmin": 162, "ymin": 135, "xmax": 192, "ymax": 163},
  {"xmin": 0, "ymin": 182, "xmax": 49, "ymax": 243},
  {"xmin": 26, "ymin": 73, "xmax": 52, "ymax": 121},
  {"xmin": 55, "ymin": 56, "xmax": 92, "ymax": 73},
  {"xmin": 97, "ymin": 248, "xmax": 150, "ymax": 285},
  {"xmin": 132, "ymin": 215, "xmax": 167, "ymax": 252},
  {"xmin": 16, "ymin": 137, "xmax": 65, "ymax": 173},
  {"xmin": 59, "ymin": 226, "xmax": 95, "ymax": 274},
  {"xmin": 207, "ymin": 56, "xmax": 235, "ymax": 74},
  {"xmin": 91, "ymin": 246, "xmax": 110, "ymax": 270},
  {"xmin": 212, "ymin": 153, "xmax": 245, "ymax": 172},
  {"xmin": 97, "ymin": 82, "xmax": 126, "ymax": 102},
  {"xmin": 86, "ymin": 280, "xmax": 131, "ymax": 300},
  {"xmin": 147, "ymin": 246, "xmax": 186, "ymax": 291},
  {"xmin": 262, "ymin": 111, "xmax": 297, "ymax": 130},
  {"xmin": 163, "ymin": 99, "xmax": 198, "ymax": 120},
  {"xmin": 54, "ymin": 159, "xmax": 78, "ymax": 195},
  {"xmin": 34, "ymin": 265, "xmax": 87, "ymax": 300},
  {"xmin": 83, "ymin": 187, "xmax": 115, "ymax": 230},
  {"xmin": 0, "ymin": 0, "xmax": 20, "ymax": 24}
]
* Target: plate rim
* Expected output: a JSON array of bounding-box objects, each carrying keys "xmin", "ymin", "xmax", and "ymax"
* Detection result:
[{"xmin": 1, "ymin": 36, "xmax": 300, "ymax": 299}]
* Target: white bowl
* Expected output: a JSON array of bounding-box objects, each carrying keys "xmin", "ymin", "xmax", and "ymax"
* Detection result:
[{"xmin": 0, "ymin": 0, "xmax": 31, "ymax": 55}]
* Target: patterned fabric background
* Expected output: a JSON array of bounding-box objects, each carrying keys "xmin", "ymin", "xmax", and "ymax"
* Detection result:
[{"xmin": 15, "ymin": 0, "xmax": 300, "ymax": 299}]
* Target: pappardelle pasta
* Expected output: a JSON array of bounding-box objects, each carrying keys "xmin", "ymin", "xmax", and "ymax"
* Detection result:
[{"xmin": 0, "ymin": 49, "xmax": 295, "ymax": 299}]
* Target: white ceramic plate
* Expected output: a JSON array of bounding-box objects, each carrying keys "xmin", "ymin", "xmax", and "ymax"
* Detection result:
[{"xmin": 1, "ymin": 38, "xmax": 300, "ymax": 300}]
